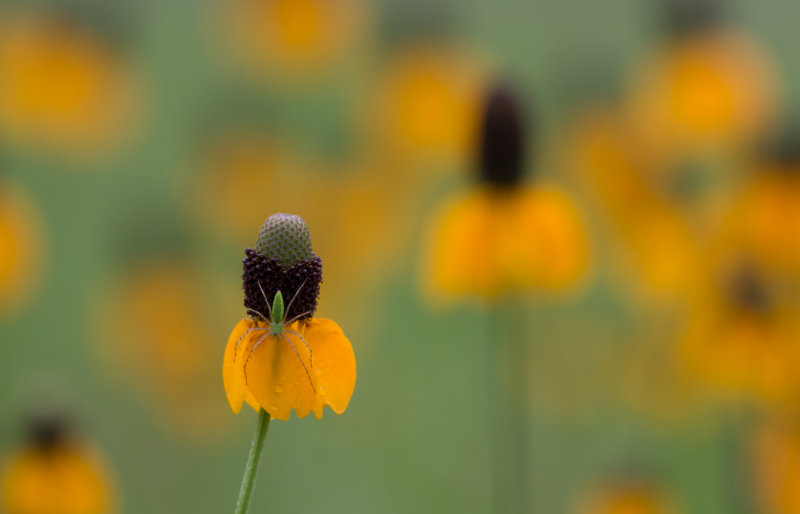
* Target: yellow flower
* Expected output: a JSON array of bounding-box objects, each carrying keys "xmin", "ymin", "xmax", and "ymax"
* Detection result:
[
  {"xmin": 225, "ymin": 0, "xmax": 367, "ymax": 79},
  {"xmin": 0, "ymin": 179, "xmax": 44, "ymax": 316},
  {"xmin": 570, "ymin": 109, "xmax": 700, "ymax": 302},
  {"xmin": 719, "ymin": 130, "xmax": 800, "ymax": 277},
  {"xmin": 424, "ymin": 185, "xmax": 589, "ymax": 300},
  {"xmin": 575, "ymin": 479, "xmax": 678, "ymax": 514},
  {"xmin": 0, "ymin": 11, "xmax": 139, "ymax": 157},
  {"xmin": 370, "ymin": 46, "xmax": 486, "ymax": 169},
  {"xmin": 222, "ymin": 213, "xmax": 356, "ymax": 421},
  {"xmin": 92, "ymin": 259, "xmax": 239, "ymax": 441},
  {"xmin": 1, "ymin": 410, "xmax": 115, "ymax": 514},
  {"xmin": 627, "ymin": 27, "xmax": 777, "ymax": 163},
  {"xmin": 422, "ymin": 85, "xmax": 588, "ymax": 301},
  {"xmin": 678, "ymin": 263, "xmax": 800, "ymax": 404}
]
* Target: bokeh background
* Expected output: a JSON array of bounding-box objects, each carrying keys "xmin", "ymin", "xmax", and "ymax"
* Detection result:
[{"xmin": 2, "ymin": 0, "xmax": 800, "ymax": 512}]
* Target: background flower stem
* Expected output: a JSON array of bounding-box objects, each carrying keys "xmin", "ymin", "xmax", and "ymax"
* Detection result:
[
  {"xmin": 234, "ymin": 408, "xmax": 271, "ymax": 514},
  {"xmin": 487, "ymin": 294, "xmax": 530, "ymax": 514},
  {"xmin": 723, "ymin": 406, "xmax": 756, "ymax": 514}
]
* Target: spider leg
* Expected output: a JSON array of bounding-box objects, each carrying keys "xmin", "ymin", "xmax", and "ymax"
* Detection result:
[
  {"xmin": 233, "ymin": 326, "xmax": 270, "ymax": 361},
  {"xmin": 257, "ymin": 280, "xmax": 273, "ymax": 320},
  {"xmin": 284, "ymin": 279, "xmax": 307, "ymax": 319},
  {"xmin": 284, "ymin": 310, "xmax": 314, "ymax": 326},
  {"xmin": 284, "ymin": 328, "xmax": 312, "ymax": 368},
  {"xmin": 246, "ymin": 307, "xmax": 269, "ymax": 321},
  {"xmin": 243, "ymin": 331, "xmax": 272, "ymax": 386},
  {"xmin": 281, "ymin": 332, "xmax": 317, "ymax": 394}
]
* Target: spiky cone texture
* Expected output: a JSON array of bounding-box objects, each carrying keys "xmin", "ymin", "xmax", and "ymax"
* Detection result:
[{"xmin": 223, "ymin": 213, "xmax": 356, "ymax": 420}]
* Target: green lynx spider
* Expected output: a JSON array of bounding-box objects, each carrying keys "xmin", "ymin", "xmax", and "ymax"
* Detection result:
[{"xmin": 233, "ymin": 280, "xmax": 316, "ymax": 393}]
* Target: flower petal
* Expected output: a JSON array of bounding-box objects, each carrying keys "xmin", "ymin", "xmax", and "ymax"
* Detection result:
[
  {"xmin": 423, "ymin": 190, "xmax": 497, "ymax": 299},
  {"xmin": 302, "ymin": 318, "xmax": 357, "ymax": 419},
  {"xmin": 423, "ymin": 187, "xmax": 589, "ymax": 300},
  {"xmin": 508, "ymin": 188, "xmax": 589, "ymax": 291},
  {"xmin": 244, "ymin": 322, "xmax": 318, "ymax": 421},
  {"xmin": 222, "ymin": 318, "xmax": 269, "ymax": 414},
  {"xmin": 243, "ymin": 318, "xmax": 356, "ymax": 420}
]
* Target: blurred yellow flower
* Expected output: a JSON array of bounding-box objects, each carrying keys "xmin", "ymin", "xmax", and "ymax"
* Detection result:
[
  {"xmin": 0, "ymin": 12, "xmax": 139, "ymax": 158},
  {"xmin": 576, "ymin": 480, "xmax": 678, "ymax": 514},
  {"xmin": 92, "ymin": 259, "xmax": 238, "ymax": 441},
  {"xmin": 0, "ymin": 180, "xmax": 44, "ymax": 316},
  {"xmin": 678, "ymin": 264, "xmax": 800, "ymax": 404},
  {"xmin": 370, "ymin": 46, "xmax": 486, "ymax": 169},
  {"xmin": 226, "ymin": 0, "xmax": 368, "ymax": 79},
  {"xmin": 721, "ymin": 158, "xmax": 800, "ymax": 277},
  {"xmin": 1, "ymin": 412, "xmax": 115, "ymax": 514},
  {"xmin": 627, "ymin": 29, "xmax": 777, "ymax": 163},
  {"xmin": 223, "ymin": 214, "xmax": 356, "ymax": 421},
  {"xmin": 423, "ymin": 185, "xmax": 588, "ymax": 301},
  {"xmin": 422, "ymin": 85, "xmax": 589, "ymax": 302},
  {"xmin": 571, "ymin": 109, "xmax": 700, "ymax": 302}
]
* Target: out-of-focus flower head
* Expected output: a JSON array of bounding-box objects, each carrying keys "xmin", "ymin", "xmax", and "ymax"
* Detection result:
[
  {"xmin": 719, "ymin": 120, "xmax": 800, "ymax": 277},
  {"xmin": 575, "ymin": 475, "xmax": 680, "ymax": 514},
  {"xmin": 422, "ymin": 83, "xmax": 589, "ymax": 302},
  {"xmin": 369, "ymin": 44, "xmax": 487, "ymax": 173},
  {"xmin": 0, "ymin": 178, "xmax": 44, "ymax": 317},
  {"xmin": 0, "ymin": 8, "xmax": 141, "ymax": 160},
  {"xmin": 1, "ymin": 406, "xmax": 115, "ymax": 514},
  {"xmin": 92, "ymin": 256, "xmax": 240, "ymax": 442},
  {"xmin": 223, "ymin": 213, "xmax": 356, "ymax": 421},
  {"xmin": 626, "ymin": 0, "xmax": 778, "ymax": 166},
  {"xmin": 570, "ymin": 108, "xmax": 699, "ymax": 303},
  {"xmin": 678, "ymin": 259, "xmax": 800, "ymax": 405},
  {"xmin": 223, "ymin": 0, "xmax": 369, "ymax": 81}
]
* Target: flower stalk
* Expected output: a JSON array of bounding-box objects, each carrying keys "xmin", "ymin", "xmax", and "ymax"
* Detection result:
[
  {"xmin": 234, "ymin": 409, "xmax": 271, "ymax": 514},
  {"xmin": 487, "ymin": 294, "xmax": 530, "ymax": 514}
]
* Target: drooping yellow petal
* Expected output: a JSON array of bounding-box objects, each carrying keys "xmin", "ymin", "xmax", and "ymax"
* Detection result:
[
  {"xmin": 303, "ymin": 318, "xmax": 357, "ymax": 418},
  {"xmin": 244, "ymin": 319, "xmax": 356, "ymax": 421},
  {"xmin": 423, "ymin": 186, "xmax": 589, "ymax": 301},
  {"xmin": 1, "ymin": 446, "xmax": 114, "ymax": 514},
  {"xmin": 424, "ymin": 189, "xmax": 496, "ymax": 299},
  {"xmin": 507, "ymin": 188, "xmax": 589, "ymax": 291},
  {"xmin": 223, "ymin": 318, "xmax": 268, "ymax": 414}
]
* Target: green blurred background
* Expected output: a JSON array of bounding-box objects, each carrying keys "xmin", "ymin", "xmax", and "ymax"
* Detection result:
[{"xmin": 2, "ymin": 0, "xmax": 800, "ymax": 513}]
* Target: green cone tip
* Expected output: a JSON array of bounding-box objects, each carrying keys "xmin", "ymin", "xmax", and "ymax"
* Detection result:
[{"xmin": 255, "ymin": 213, "xmax": 314, "ymax": 268}]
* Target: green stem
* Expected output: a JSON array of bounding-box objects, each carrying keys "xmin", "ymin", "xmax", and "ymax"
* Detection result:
[
  {"xmin": 723, "ymin": 406, "xmax": 756, "ymax": 514},
  {"xmin": 487, "ymin": 296, "xmax": 530, "ymax": 514},
  {"xmin": 234, "ymin": 409, "xmax": 271, "ymax": 514}
]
